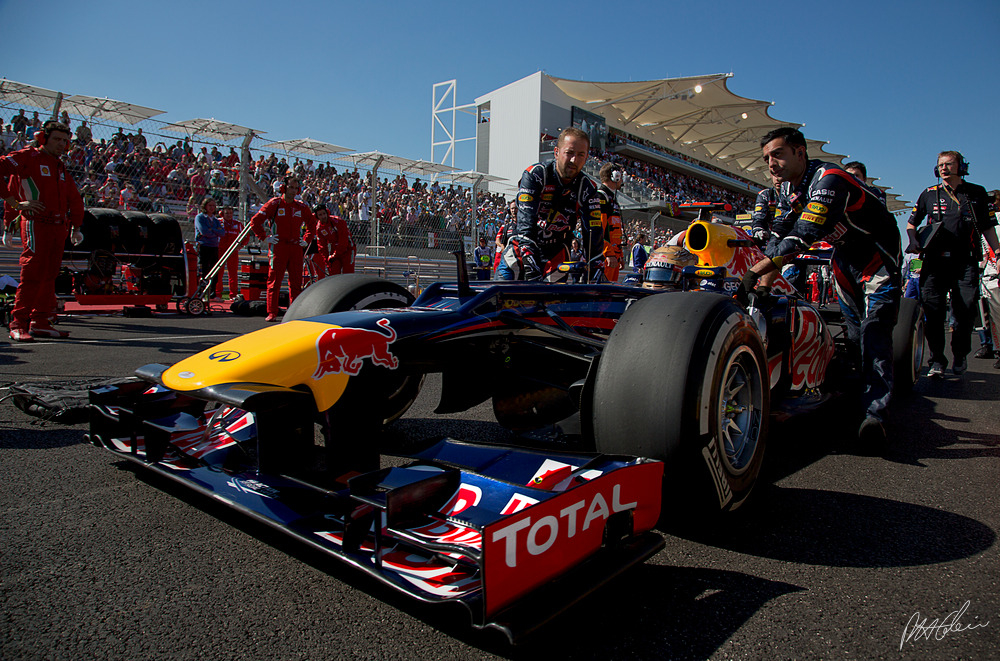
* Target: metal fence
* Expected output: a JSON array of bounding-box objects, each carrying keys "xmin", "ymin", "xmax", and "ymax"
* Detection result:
[{"xmin": 0, "ymin": 88, "xmax": 505, "ymax": 260}]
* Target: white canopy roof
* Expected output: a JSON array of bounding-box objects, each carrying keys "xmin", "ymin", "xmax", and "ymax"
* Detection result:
[
  {"xmin": 162, "ymin": 118, "xmax": 259, "ymax": 140},
  {"xmin": 60, "ymin": 94, "xmax": 165, "ymax": 125},
  {"xmin": 264, "ymin": 137, "xmax": 352, "ymax": 156},
  {"xmin": 348, "ymin": 151, "xmax": 458, "ymax": 177},
  {"xmin": 547, "ymin": 73, "xmax": 910, "ymax": 209},
  {"xmin": 549, "ymin": 73, "xmax": 846, "ymax": 182},
  {"xmin": 0, "ymin": 79, "xmax": 60, "ymax": 111}
]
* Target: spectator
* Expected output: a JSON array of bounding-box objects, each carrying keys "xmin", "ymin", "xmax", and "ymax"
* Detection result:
[
  {"xmin": 473, "ymin": 235, "xmax": 492, "ymax": 280},
  {"xmin": 11, "ymin": 109, "xmax": 28, "ymax": 135}
]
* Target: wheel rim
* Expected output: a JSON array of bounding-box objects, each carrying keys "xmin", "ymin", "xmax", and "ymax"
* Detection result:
[{"xmin": 716, "ymin": 346, "xmax": 764, "ymax": 474}]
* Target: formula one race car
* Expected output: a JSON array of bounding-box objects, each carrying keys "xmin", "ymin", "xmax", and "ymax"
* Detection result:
[{"xmin": 86, "ymin": 219, "xmax": 922, "ymax": 640}]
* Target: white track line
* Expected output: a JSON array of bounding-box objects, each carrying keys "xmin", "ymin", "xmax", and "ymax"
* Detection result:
[{"xmin": 16, "ymin": 334, "xmax": 237, "ymax": 346}]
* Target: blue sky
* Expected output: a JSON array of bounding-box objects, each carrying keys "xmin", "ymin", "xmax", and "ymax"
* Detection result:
[{"xmin": 2, "ymin": 0, "xmax": 998, "ymax": 220}]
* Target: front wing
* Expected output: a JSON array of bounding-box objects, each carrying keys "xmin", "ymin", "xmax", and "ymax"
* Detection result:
[{"xmin": 86, "ymin": 378, "xmax": 663, "ymax": 643}]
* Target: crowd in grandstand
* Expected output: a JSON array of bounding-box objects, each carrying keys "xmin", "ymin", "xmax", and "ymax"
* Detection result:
[{"xmin": 1, "ymin": 109, "xmax": 757, "ymax": 258}]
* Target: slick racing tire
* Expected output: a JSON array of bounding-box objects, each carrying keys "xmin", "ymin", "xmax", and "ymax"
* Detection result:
[
  {"xmin": 284, "ymin": 274, "xmax": 413, "ymax": 320},
  {"xmin": 592, "ymin": 292, "xmax": 769, "ymax": 515},
  {"xmin": 284, "ymin": 274, "xmax": 422, "ymax": 427},
  {"xmin": 892, "ymin": 296, "xmax": 924, "ymax": 392}
]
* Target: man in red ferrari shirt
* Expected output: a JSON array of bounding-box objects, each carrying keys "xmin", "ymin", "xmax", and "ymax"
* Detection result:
[
  {"xmin": 1, "ymin": 121, "xmax": 84, "ymax": 341},
  {"xmin": 215, "ymin": 205, "xmax": 244, "ymax": 299},
  {"xmin": 314, "ymin": 204, "xmax": 354, "ymax": 275},
  {"xmin": 250, "ymin": 176, "xmax": 316, "ymax": 321}
]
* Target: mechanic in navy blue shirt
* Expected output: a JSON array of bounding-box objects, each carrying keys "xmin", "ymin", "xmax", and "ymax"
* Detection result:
[
  {"xmin": 749, "ymin": 173, "xmax": 791, "ymax": 250},
  {"xmin": 739, "ymin": 128, "xmax": 901, "ymax": 447},
  {"xmin": 505, "ymin": 127, "xmax": 602, "ymax": 281},
  {"xmin": 631, "ymin": 234, "xmax": 648, "ymax": 273},
  {"xmin": 905, "ymin": 151, "xmax": 999, "ymax": 377}
]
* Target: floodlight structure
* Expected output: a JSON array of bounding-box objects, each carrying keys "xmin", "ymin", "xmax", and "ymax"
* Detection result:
[{"xmin": 432, "ymin": 80, "xmax": 477, "ymax": 170}]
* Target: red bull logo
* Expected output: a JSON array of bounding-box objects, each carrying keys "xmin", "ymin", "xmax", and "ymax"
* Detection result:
[{"xmin": 313, "ymin": 318, "xmax": 398, "ymax": 379}]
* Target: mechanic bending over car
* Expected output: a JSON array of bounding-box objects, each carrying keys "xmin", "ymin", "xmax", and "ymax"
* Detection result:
[
  {"xmin": 738, "ymin": 127, "xmax": 902, "ymax": 447},
  {"xmin": 502, "ymin": 127, "xmax": 603, "ymax": 281},
  {"xmin": 905, "ymin": 151, "xmax": 999, "ymax": 378}
]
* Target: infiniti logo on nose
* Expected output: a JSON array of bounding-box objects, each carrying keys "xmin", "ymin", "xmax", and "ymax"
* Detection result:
[{"xmin": 209, "ymin": 350, "xmax": 241, "ymax": 362}]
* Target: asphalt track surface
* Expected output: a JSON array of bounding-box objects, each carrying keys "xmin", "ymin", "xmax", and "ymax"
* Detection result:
[{"xmin": 1, "ymin": 307, "xmax": 998, "ymax": 660}]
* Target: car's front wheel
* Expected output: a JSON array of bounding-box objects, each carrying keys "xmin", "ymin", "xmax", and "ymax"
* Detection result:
[{"xmin": 592, "ymin": 292, "xmax": 768, "ymax": 515}]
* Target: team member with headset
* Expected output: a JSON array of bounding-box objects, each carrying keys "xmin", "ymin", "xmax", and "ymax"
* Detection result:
[
  {"xmin": 739, "ymin": 127, "xmax": 901, "ymax": 447},
  {"xmin": 596, "ymin": 163, "xmax": 625, "ymax": 282},
  {"xmin": 250, "ymin": 175, "xmax": 316, "ymax": 322},
  {"xmin": 906, "ymin": 151, "xmax": 999, "ymax": 377},
  {"xmin": 1, "ymin": 121, "xmax": 84, "ymax": 342}
]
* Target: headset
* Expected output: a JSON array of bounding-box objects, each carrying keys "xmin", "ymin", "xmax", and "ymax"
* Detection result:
[
  {"xmin": 934, "ymin": 151, "xmax": 969, "ymax": 178},
  {"xmin": 611, "ymin": 167, "xmax": 624, "ymax": 183},
  {"xmin": 279, "ymin": 175, "xmax": 300, "ymax": 195}
]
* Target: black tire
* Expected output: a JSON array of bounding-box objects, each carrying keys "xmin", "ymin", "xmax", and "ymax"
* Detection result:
[
  {"xmin": 284, "ymin": 274, "xmax": 413, "ymax": 320},
  {"xmin": 592, "ymin": 292, "xmax": 769, "ymax": 514},
  {"xmin": 87, "ymin": 208, "xmax": 133, "ymax": 255},
  {"xmin": 284, "ymin": 274, "xmax": 421, "ymax": 427},
  {"xmin": 892, "ymin": 296, "xmax": 924, "ymax": 392}
]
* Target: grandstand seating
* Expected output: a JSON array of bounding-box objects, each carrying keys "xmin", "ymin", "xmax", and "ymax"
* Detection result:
[{"xmin": 2, "ymin": 109, "xmax": 759, "ymax": 258}]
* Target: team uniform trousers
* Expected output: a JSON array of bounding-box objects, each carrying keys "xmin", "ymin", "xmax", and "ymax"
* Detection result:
[
  {"xmin": 267, "ymin": 240, "xmax": 304, "ymax": 317},
  {"xmin": 832, "ymin": 252, "xmax": 901, "ymax": 421},
  {"xmin": 13, "ymin": 218, "xmax": 68, "ymax": 329},
  {"xmin": 0, "ymin": 147, "xmax": 84, "ymax": 332},
  {"xmin": 768, "ymin": 160, "xmax": 902, "ymax": 422},
  {"xmin": 250, "ymin": 196, "xmax": 316, "ymax": 317},
  {"xmin": 919, "ymin": 256, "xmax": 979, "ymax": 365},
  {"xmin": 216, "ymin": 223, "xmax": 243, "ymax": 297}
]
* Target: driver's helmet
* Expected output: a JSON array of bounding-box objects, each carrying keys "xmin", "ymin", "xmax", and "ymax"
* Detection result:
[{"xmin": 641, "ymin": 245, "xmax": 698, "ymax": 290}]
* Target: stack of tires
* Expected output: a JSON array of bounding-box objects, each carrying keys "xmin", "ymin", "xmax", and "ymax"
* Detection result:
[{"xmin": 64, "ymin": 208, "xmax": 185, "ymax": 296}]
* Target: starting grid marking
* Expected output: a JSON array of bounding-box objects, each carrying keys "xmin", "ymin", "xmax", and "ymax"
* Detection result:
[{"xmin": 23, "ymin": 334, "xmax": 237, "ymax": 345}]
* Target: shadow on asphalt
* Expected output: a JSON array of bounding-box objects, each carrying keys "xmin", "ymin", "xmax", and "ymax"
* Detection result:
[
  {"xmin": 0, "ymin": 425, "xmax": 84, "ymax": 449},
  {"xmin": 673, "ymin": 485, "xmax": 995, "ymax": 569}
]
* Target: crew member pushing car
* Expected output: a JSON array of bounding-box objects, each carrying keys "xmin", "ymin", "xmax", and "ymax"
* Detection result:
[
  {"xmin": 739, "ymin": 127, "xmax": 901, "ymax": 447},
  {"xmin": 503, "ymin": 127, "xmax": 602, "ymax": 281}
]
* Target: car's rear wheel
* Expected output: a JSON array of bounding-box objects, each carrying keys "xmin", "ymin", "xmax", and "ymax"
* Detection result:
[{"xmin": 592, "ymin": 292, "xmax": 768, "ymax": 515}]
